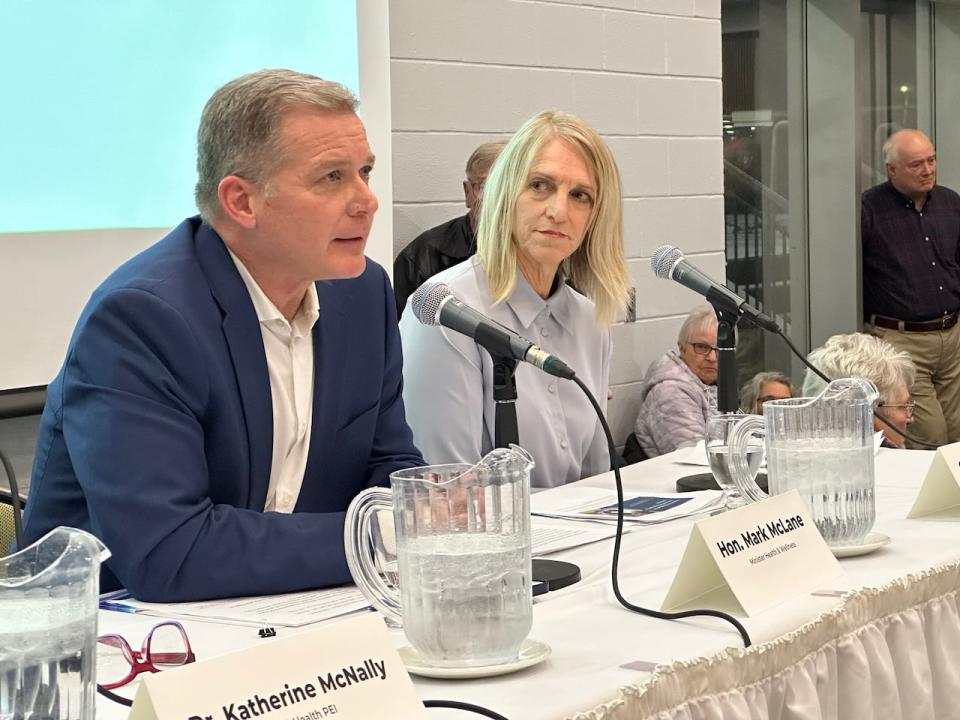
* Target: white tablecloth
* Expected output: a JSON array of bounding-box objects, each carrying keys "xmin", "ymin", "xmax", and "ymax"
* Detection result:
[{"xmin": 96, "ymin": 448, "xmax": 957, "ymax": 719}]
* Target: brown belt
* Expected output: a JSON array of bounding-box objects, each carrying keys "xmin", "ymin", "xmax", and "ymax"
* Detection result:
[{"xmin": 868, "ymin": 312, "xmax": 959, "ymax": 333}]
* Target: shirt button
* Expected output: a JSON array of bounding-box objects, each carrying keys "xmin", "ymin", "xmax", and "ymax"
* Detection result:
[
  {"xmin": 299, "ymin": 420, "xmax": 307, "ymax": 434},
  {"xmin": 940, "ymin": 286, "xmax": 944, "ymax": 291},
  {"xmin": 559, "ymin": 439, "xmax": 568, "ymax": 449},
  {"xmin": 274, "ymin": 319, "xmax": 284, "ymax": 328},
  {"xmin": 548, "ymin": 384, "xmax": 556, "ymax": 394},
  {"xmin": 932, "ymin": 262, "xmax": 936, "ymax": 266},
  {"xmin": 541, "ymin": 328, "xmax": 550, "ymax": 337}
]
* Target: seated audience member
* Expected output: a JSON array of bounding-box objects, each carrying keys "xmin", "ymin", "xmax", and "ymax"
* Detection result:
[
  {"xmin": 400, "ymin": 110, "xmax": 629, "ymax": 488},
  {"xmin": 634, "ymin": 305, "xmax": 719, "ymax": 457},
  {"xmin": 740, "ymin": 371, "xmax": 795, "ymax": 415},
  {"xmin": 802, "ymin": 333, "xmax": 917, "ymax": 448},
  {"xmin": 393, "ymin": 141, "xmax": 507, "ymax": 315},
  {"xmin": 20, "ymin": 69, "xmax": 424, "ymax": 601}
]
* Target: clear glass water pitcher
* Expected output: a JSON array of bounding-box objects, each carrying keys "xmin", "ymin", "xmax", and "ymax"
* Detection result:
[
  {"xmin": 1, "ymin": 527, "xmax": 110, "ymax": 720},
  {"xmin": 345, "ymin": 445, "xmax": 534, "ymax": 668},
  {"xmin": 726, "ymin": 377, "xmax": 879, "ymax": 546}
]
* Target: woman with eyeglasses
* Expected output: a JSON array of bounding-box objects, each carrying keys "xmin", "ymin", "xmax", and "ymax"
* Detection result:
[
  {"xmin": 633, "ymin": 305, "xmax": 720, "ymax": 458},
  {"xmin": 802, "ymin": 332, "xmax": 917, "ymax": 448}
]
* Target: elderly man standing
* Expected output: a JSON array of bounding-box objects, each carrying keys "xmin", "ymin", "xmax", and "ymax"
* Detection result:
[
  {"xmin": 634, "ymin": 305, "xmax": 720, "ymax": 458},
  {"xmin": 393, "ymin": 141, "xmax": 506, "ymax": 315},
  {"xmin": 21, "ymin": 69, "xmax": 424, "ymax": 601},
  {"xmin": 862, "ymin": 129, "xmax": 960, "ymax": 447}
]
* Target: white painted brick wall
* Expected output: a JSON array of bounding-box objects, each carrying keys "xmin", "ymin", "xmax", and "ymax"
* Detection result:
[{"xmin": 390, "ymin": 0, "xmax": 724, "ymax": 449}]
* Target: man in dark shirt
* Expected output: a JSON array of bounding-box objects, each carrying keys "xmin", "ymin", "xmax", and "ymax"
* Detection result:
[
  {"xmin": 393, "ymin": 141, "xmax": 505, "ymax": 315},
  {"xmin": 862, "ymin": 128, "xmax": 960, "ymax": 446}
]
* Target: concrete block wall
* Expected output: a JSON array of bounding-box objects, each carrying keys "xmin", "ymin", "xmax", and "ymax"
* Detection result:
[{"xmin": 391, "ymin": 0, "xmax": 726, "ymax": 447}]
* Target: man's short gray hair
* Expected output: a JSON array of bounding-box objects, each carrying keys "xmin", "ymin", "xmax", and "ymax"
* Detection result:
[
  {"xmin": 801, "ymin": 333, "xmax": 916, "ymax": 404},
  {"xmin": 195, "ymin": 68, "xmax": 358, "ymax": 221},
  {"xmin": 740, "ymin": 371, "xmax": 794, "ymax": 414},
  {"xmin": 677, "ymin": 304, "xmax": 718, "ymax": 346}
]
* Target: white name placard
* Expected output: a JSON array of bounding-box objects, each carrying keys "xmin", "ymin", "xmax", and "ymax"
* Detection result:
[
  {"xmin": 907, "ymin": 442, "xmax": 960, "ymax": 519},
  {"xmin": 661, "ymin": 490, "xmax": 842, "ymax": 617},
  {"xmin": 129, "ymin": 613, "xmax": 427, "ymax": 720}
]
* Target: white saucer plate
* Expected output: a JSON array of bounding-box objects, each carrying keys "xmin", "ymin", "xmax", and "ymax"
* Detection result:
[
  {"xmin": 398, "ymin": 638, "xmax": 551, "ymax": 679},
  {"xmin": 831, "ymin": 532, "xmax": 891, "ymax": 558}
]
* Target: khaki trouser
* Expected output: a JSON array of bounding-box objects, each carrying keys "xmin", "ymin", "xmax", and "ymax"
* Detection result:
[{"xmin": 864, "ymin": 320, "xmax": 960, "ymax": 447}]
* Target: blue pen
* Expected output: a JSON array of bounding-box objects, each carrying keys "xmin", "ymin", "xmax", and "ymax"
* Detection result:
[{"xmin": 99, "ymin": 601, "xmax": 140, "ymax": 614}]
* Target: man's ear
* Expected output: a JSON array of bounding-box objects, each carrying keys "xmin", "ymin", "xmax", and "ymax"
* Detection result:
[{"xmin": 217, "ymin": 175, "xmax": 259, "ymax": 229}]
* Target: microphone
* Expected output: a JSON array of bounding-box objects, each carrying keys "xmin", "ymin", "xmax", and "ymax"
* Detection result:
[
  {"xmin": 410, "ymin": 283, "xmax": 576, "ymax": 380},
  {"xmin": 651, "ymin": 245, "xmax": 781, "ymax": 333}
]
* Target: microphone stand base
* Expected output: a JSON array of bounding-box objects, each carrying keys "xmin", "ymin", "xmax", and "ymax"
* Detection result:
[{"xmin": 532, "ymin": 558, "xmax": 581, "ymax": 593}]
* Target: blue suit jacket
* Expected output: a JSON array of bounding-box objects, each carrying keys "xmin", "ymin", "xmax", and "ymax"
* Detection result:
[{"xmin": 22, "ymin": 218, "xmax": 423, "ymax": 601}]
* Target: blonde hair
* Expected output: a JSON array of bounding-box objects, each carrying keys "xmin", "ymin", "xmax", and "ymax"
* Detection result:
[
  {"xmin": 475, "ymin": 110, "xmax": 629, "ymax": 326},
  {"xmin": 195, "ymin": 69, "xmax": 358, "ymax": 221}
]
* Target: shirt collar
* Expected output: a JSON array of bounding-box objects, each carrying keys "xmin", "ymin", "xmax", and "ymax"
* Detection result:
[
  {"xmin": 886, "ymin": 180, "xmax": 936, "ymax": 209},
  {"xmin": 228, "ymin": 249, "xmax": 320, "ymax": 334},
  {"xmin": 502, "ymin": 264, "xmax": 575, "ymax": 333}
]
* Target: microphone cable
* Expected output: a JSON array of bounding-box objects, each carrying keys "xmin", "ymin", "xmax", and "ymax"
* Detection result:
[
  {"xmin": 774, "ymin": 328, "xmax": 939, "ymax": 450},
  {"xmin": 570, "ymin": 375, "xmax": 752, "ymax": 648},
  {"xmin": 424, "ymin": 699, "xmax": 510, "ymax": 719}
]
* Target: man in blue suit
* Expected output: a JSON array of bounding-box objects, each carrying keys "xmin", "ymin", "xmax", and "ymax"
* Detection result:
[{"xmin": 21, "ymin": 69, "xmax": 424, "ymax": 602}]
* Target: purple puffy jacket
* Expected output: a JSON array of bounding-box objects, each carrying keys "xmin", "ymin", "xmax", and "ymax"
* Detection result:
[{"xmin": 633, "ymin": 351, "xmax": 719, "ymax": 458}]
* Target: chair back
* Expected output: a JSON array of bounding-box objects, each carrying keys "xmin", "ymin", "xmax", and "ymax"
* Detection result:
[
  {"xmin": 621, "ymin": 432, "xmax": 649, "ymax": 466},
  {"xmin": 0, "ymin": 447, "xmax": 24, "ymax": 554},
  {"xmin": 0, "ymin": 500, "xmax": 17, "ymax": 556}
]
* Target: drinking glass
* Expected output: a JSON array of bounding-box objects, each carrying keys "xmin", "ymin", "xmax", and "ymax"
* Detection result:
[{"xmin": 706, "ymin": 413, "xmax": 764, "ymax": 511}]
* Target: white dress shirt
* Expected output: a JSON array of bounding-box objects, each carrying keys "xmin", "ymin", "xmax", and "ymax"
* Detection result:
[
  {"xmin": 399, "ymin": 257, "xmax": 611, "ymax": 488},
  {"xmin": 229, "ymin": 251, "xmax": 319, "ymax": 513}
]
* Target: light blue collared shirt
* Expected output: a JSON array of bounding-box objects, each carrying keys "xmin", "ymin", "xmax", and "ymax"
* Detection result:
[{"xmin": 399, "ymin": 257, "xmax": 611, "ymax": 488}]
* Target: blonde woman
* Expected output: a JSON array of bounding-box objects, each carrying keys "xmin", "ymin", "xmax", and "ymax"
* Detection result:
[{"xmin": 399, "ymin": 110, "xmax": 629, "ymax": 488}]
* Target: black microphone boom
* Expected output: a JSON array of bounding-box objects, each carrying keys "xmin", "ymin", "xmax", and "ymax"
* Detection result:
[
  {"xmin": 410, "ymin": 283, "xmax": 576, "ymax": 380},
  {"xmin": 651, "ymin": 245, "xmax": 781, "ymax": 333}
]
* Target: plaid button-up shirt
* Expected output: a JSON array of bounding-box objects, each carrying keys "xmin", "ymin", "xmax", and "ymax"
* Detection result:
[{"xmin": 862, "ymin": 180, "xmax": 960, "ymax": 321}]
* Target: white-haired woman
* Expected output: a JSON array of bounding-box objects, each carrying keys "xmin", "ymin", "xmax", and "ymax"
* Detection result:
[
  {"xmin": 399, "ymin": 110, "xmax": 630, "ymax": 488},
  {"xmin": 633, "ymin": 305, "xmax": 720, "ymax": 458},
  {"xmin": 802, "ymin": 333, "xmax": 917, "ymax": 448}
]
